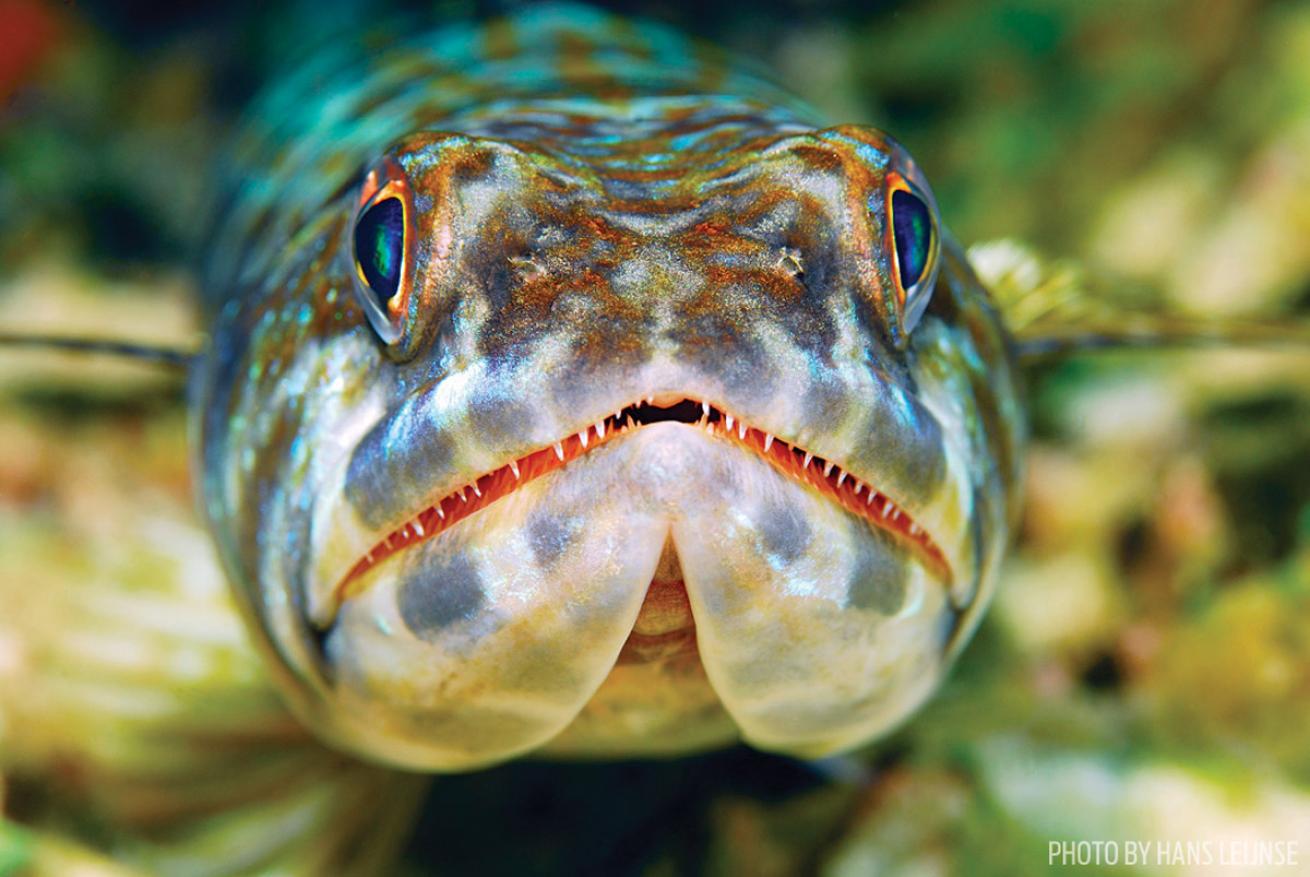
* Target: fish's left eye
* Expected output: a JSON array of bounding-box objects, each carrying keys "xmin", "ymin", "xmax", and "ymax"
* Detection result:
[
  {"xmin": 886, "ymin": 178, "xmax": 940, "ymax": 335},
  {"xmin": 354, "ymin": 197, "xmax": 404, "ymax": 304},
  {"xmin": 350, "ymin": 172, "xmax": 412, "ymax": 346}
]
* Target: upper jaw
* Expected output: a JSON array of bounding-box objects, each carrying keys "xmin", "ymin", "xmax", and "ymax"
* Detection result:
[{"xmin": 305, "ymin": 360, "xmax": 974, "ymax": 628}]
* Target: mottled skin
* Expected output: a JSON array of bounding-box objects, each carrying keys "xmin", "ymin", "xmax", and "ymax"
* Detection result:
[{"xmin": 194, "ymin": 5, "xmax": 1024, "ymax": 771}]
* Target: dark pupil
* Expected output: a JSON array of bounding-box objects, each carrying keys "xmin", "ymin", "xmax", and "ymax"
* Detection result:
[
  {"xmin": 892, "ymin": 189, "xmax": 932, "ymax": 288},
  {"xmin": 354, "ymin": 197, "xmax": 404, "ymax": 303}
]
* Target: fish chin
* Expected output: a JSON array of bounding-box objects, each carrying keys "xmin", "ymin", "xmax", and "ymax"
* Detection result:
[{"xmin": 306, "ymin": 422, "xmax": 956, "ymax": 770}]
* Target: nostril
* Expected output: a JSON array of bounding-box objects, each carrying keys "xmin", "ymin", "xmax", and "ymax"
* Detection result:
[
  {"xmin": 778, "ymin": 246, "xmax": 804, "ymax": 278},
  {"xmin": 507, "ymin": 252, "xmax": 545, "ymax": 279}
]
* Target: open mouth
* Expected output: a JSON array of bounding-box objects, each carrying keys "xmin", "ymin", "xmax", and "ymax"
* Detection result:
[{"xmin": 335, "ymin": 397, "xmax": 951, "ymax": 601}]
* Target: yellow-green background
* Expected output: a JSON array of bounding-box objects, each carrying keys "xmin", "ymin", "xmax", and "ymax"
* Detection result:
[{"xmin": 1, "ymin": 1, "xmax": 1308, "ymax": 874}]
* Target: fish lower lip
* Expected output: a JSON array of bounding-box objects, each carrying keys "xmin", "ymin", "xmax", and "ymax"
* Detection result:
[{"xmin": 334, "ymin": 396, "xmax": 951, "ymax": 600}]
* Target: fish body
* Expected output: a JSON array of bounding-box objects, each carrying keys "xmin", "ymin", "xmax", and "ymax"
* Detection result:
[{"xmin": 193, "ymin": 4, "xmax": 1024, "ymax": 770}]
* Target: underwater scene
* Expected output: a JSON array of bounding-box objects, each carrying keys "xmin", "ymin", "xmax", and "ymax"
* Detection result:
[{"xmin": 1, "ymin": 0, "xmax": 1309, "ymax": 874}]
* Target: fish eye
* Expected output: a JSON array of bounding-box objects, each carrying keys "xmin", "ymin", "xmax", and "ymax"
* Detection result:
[
  {"xmin": 349, "ymin": 178, "xmax": 411, "ymax": 347},
  {"xmin": 892, "ymin": 189, "xmax": 932, "ymax": 288},
  {"xmin": 354, "ymin": 196, "xmax": 405, "ymax": 308},
  {"xmin": 887, "ymin": 181, "xmax": 940, "ymax": 334}
]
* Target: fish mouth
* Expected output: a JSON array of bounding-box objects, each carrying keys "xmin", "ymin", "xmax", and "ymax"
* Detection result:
[{"xmin": 334, "ymin": 396, "xmax": 951, "ymax": 602}]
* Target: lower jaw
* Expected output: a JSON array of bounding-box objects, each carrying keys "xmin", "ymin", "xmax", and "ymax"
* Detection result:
[
  {"xmin": 541, "ymin": 539, "xmax": 739, "ymax": 758},
  {"xmin": 616, "ymin": 538, "xmax": 698, "ymax": 664},
  {"xmin": 541, "ymin": 656, "xmax": 738, "ymax": 758},
  {"xmin": 539, "ymin": 644, "xmax": 738, "ymax": 757},
  {"xmin": 319, "ymin": 424, "xmax": 952, "ymax": 767}
]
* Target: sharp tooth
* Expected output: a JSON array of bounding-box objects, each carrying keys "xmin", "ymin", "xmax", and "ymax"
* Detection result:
[
  {"xmin": 866, "ymin": 491, "xmax": 875, "ymax": 505},
  {"xmin": 881, "ymin": 503, "xmax": 893, "ymax": 519},
  {"xmin": 509, "ymin": 459, "xmax": 520, "ymax": 479},
  {"xmin": 701, "ymin": 401, "xmax": 710, "ymax": 420},
  {"xmin": 802, "ymin": 451, "xmax": 813, "ymax": 468},
  {"xmin": 626, "ymin": 414, "xmax": 637, "ymax": 430},
  {"xmin": 414, "ymin": 519, "xmax": 425, "ymax": 536},
  {"xmin": 595, "ymin": 420, "xmax": 605, "ymax": 439},
  {"xmin": 763, "ymin": 433, "xmax": 774, "ymax": 452},
  {"xmin": 554, "ymin": 441, "xmax": 565, "ymax": 461},
  {"xmin": 836, "ymin": 470, "xmax": 847, "ymax": 487},
  {"xmin": 437, "ymin": 506, "xmax": 445, "ymax": 519},
  {"xmin": 854, "ymin": 481, "xmax": 864, "ymax": 496},
  {"xmin": 366, "ymin": 550, "xmax": 374, "ymax": 563},
  {"xmin": 645, "ymin": 395, "xmax": 653, "ymax": 405},
  {"xmin": 471, "ymin": 482, "xmax": 482, "ymax": 497},
  {"xmin": 579, "ymin": 429, "xmax": 589, "ymax": 449},
  {"xmin": 738, "ymin": 422, "xmax": 747, "ymax": 440},
  {"xmin": 725, "ymin": 413, "xmax": 734, "ymax": 431},
  {"xmin": 458, "ymin": 488, "xmax": 467, "ymax": 502},
  {"xmin": 909, "ymin": 522, "xmax": 921, "ymax": 535},
  {"xmin": 823, "ymin": 460, "xmax": 834, "ymax": 476}
]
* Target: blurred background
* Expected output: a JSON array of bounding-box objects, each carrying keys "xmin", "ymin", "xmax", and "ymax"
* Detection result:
[{"xmin": 1, "ymin": 0, "xmax": 1309, "ymax": 874}]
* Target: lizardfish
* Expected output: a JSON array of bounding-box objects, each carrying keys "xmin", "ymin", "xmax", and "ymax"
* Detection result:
[{"xmin": 187, "ymin": 3, "xmax": 1025, "ymax": 771}]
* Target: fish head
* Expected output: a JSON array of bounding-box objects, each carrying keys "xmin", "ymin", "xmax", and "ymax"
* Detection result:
[{"xmin": 197, "ymin": 120, "xmax": 1024, "ymax": 770}]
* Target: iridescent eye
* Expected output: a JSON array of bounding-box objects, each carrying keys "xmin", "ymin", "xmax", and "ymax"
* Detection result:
[
  {"xmin": 891, "ymin": 188, "xmax": 932, "ymax": 289},
  {"xmin": 353, "ymin": 197, "xmax": 405, "ymax": 307}
]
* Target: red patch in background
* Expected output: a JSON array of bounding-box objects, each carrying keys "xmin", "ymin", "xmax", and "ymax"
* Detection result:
[{"xmin": 0, "ymin": 0, "xmax": 64, "ymax": 104}]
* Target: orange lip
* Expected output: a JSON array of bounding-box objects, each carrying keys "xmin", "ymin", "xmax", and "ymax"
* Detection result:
[{"xmin": 335, "ymin": 398, "xmax": 952, "ymax": 601}]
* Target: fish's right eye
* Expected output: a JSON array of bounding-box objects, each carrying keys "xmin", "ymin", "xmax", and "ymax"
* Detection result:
[{"xmin": 884, "ymin": 173, "xmax": 940, "ymax": 337}]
